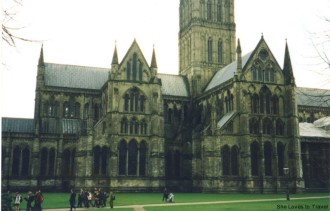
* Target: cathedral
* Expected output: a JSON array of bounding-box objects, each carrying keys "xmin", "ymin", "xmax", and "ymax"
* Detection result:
[{"xmin": 2, "ymin": 0, "xmax": 330, "ymax": 193}]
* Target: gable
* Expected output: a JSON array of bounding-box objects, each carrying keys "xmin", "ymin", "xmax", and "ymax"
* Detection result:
[
  {"xmin": 115, "ymin": 40, "xmax": 152, "ymax": 82},
  {"xmin": 204, "ymin": 37, "xmax": 286, "ymax": 93},
  {"xmin": 242, "ymin": 37, "xmax": 284, "ymax": 85}
]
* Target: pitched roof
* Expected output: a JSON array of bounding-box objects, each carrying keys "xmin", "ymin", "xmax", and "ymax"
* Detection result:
[
  {"xmin": 44, "ymin": 63, "xmax": 109, "ymax": 90},
  {"xmin": 158, "ymin": 74, "xmax": 189, "ymax": 97},
  {"xmin": 296, "ymin": 87, "xmax": 330, "ymax": 108},
  {"xmin": 217, "ymin": 111, "xmax": 237, "ymax": 129},
  {"xmin": 2, "ymin": 118, "xmax": 35, "ymax": 133},
  {"xmin": 205, "ymin": 52, "xmax": 253, "ymax": 92},
  {"xmin": 299, "ymin": 122, "xmax": 330, "ymax": 139}
]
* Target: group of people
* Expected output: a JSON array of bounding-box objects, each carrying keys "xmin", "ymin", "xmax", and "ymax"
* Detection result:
[
  {"xmin": 69, "ymin": 188, "xmax": 116, "ymax": 210},
  {"xmin": 1, "ymin": 190, "xmax": 43, "ymax": 211},
  {"xmin": 162, "ymin": 188, "xmax": 175, "ymax": 203}
]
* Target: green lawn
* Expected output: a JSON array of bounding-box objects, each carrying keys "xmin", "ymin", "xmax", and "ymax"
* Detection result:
[{"xmin": 11, "ymin": 192, "xmax": 330, "ymax": 210}]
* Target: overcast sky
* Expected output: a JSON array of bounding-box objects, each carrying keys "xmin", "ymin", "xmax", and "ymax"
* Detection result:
[{"xmin": 1, "ymin": 0, "xmax": 330, "ymax": 118}]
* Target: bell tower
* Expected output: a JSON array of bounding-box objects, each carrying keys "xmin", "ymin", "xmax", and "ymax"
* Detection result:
[{"xmin": 179, "ymin": 0, "xmax": 236, "ymax": 96}]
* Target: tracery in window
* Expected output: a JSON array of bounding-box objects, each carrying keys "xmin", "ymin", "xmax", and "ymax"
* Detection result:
[
  {"xmin": 218, "ymin": 40, "xmax": 223, "ymax": 64},
  {"xmin": 249, "ymin": 118, "xmax": 259, "ymax": 134},
  {"xmin": 207, "ymin": 0, "xmax": 212, "ymax": 20},
  {"xmin": 251, "ymin": 141, "xmax": 260, "ymax": 176},
  {"xmin": 217, "ymin": 0, "xmax": 222, "ymax": 22},
  {"xmin": 208, "ymin": 38, "xmax": 213, "ymax": 63},
  {"xmin": 123, "ymin": 88, "xmax": 145, "ymax": 113},
  {"xmin": 264, "ymin": 142, "xmax": 273, "ymax": 176},
  {"xmin": 263, "ymin": 118, "xmax": 272, "ymax": 135},
  {"xmin": 118, "ymin": 140, "xmax": 148, "ymax": 176},
  {"xmin": 276, "ymin": 118, "xmax": 284, "ymax": 135},
  {"xmin": 126, "ymin": 53, "xmax": 144, "ymax": 81},
  {"xmin": 225, "ymin": 90, "xmax": 233, "ymax": 112}
]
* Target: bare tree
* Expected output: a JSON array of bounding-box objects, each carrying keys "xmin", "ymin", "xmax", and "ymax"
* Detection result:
[{"xmin": 2, "ymin": 0, "xmax": 37, "ymax": 47}]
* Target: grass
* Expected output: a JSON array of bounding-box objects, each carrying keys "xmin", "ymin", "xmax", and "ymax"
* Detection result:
[{"xmin": 12, "ymin": 192, "xmax": 329, "ymax": 210}]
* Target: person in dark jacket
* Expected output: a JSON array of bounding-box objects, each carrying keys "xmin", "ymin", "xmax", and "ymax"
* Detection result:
[
  {"xmin": 24, "ymin": 191, "xmax": 34, "ymax": 211},
  {"xmin": 69, "ymin": 189, "xmax": 76, "ymax": 211},
  {"xmin": 109, "ymin": 191, "xmax": 115, "ymax": 209}
]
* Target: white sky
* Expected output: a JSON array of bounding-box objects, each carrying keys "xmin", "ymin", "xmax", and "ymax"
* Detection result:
[{"xmin": 1, "ymin": 0, "xmax": 330, "ymax": 118}]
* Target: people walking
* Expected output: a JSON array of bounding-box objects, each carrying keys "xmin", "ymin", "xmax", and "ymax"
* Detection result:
[
  {"xmin": 24, "ymin": 191, "xmax": 34, "ymax": 211},
  {"xmin": 109, "ymin": 191, "xmax": 115, "ymax": 209},
  {"xmin": 14, "ymin": 192, "xmax": 22, "ymax": 211},
  {"xmin": 69, "ymin": 189, "xmax": 76, "ymax": 211},
  {"xmin": 34, "ymin": 190, "xmax": 43, "ymax": 211}
]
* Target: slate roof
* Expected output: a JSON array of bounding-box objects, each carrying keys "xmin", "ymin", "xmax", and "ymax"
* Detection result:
[
  {"xmin": 44, "ymin": 63, "xmax": 109, "ymax": 90},
  {"xmin": 205, "ymin": 52, "xmax": 253, "ymax": 92},
  {"xmin": 2, "ymin": 118, "xmax": 35, "ymax": 133},
  {"xmin": 158, "ymin": 74, "xmax": 189, "ymax": 97},
  {"xmin": 296, "ymin": 87, "xmax": 330, "ymax": 108},
  {"xmin": 217, "ymin": 111, "xmax": 237, "ymax": 129}
]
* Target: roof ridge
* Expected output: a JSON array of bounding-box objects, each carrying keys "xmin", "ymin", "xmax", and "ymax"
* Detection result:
[{"xmin": 45, "ymin": 62, "xmax": 110, "ymax": 70}]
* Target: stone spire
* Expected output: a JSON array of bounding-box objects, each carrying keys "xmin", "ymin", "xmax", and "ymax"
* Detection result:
[
  {"xmin": 111, "ymin": 42, "xmax": 119, "ymax": 65},
  {"xmin": 38, "ymin": 44, "xmax": 45, "ymax": 67},
  {"xmin": 236, "ymin": 38, "xmax": 242, "ymax": 74},
  {"xmin": 283, "ymin": 40, "xmax": 295, "ymax": 85},
  {"xmin": 150, "ymin": 45, "xmax": 158, "ymax": 77},
  {"xmin": 150, "ymin": 45, "xmax": 158, "ymax": 69}
]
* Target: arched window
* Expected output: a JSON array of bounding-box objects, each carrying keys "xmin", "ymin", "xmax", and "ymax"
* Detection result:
[
  {"xmin": 63, "ymin": 102, "xmax": 70, "ymax": 117},
  {"xmin": 139, "ymin": 141, "xmax": 147, "ymax": 176},
  {"xmin": 48, "ymin": 148, "xmax": 55, "ymax": 176},
  {"xmin": 260, "ymin": 87, "xmax": 271, "ymax": 114},
  {"xmin": 252, "ymin": 94, "xmax": 259, "ymax": 113},
  {"xmin": 118, "ymin": 140, "xmax": 127, "ymax": 175},
  {"xmin": 208, "ymin": 38, "xmax": 213, "ymax": 63},
  {"xmin": 126, "ymin": 62, "xmax": 131, "ymax": 80},
  {"xmin": 101, "ymin": 146, "xmax": 109, "ymax": 175},
  {"xmin": 174, "ymin": 150, "xmax": 181, "ymax": 177},
  {"xmin": 225, "ymin": 90, "xmax": 233, "ymax": 112},
  {"xmin": 221, "ymin": 145, "xmax": 230, "ymax": 175},
  {"xmin": 264, "ymin": 142, "xmax": 273, "ymax": 176},
  {"xmin": 74, "ymin": 102, "xmax": 80, "ymax": 118},
  {"xmin": 12, "ymin": 146, "xmax": 20, "ymax": 176},
  {"xmin": 277, "ymin": 142, "xmax": 285, "ymax": 176},
  {"xmin": 139, "ymin": 62, "xmax": 143, "ymax": 81},
  {"xmin": 164, "ymin": 103, "xmax": 169, "ymax": 123},
  {"xmin": 207, "ymin": 0, "xmax": 212, "ymax": 20},
  {"xmin": 273, "ymin": 95, "xmax": 279, "ymax": 114},
  {"xmin": 93, "ymin": 146, "xmax": 101, "ymax": 175},
  {"xmin": 93, "ymin": 104, "xmax": 100, "ymax": 122},
  {"xmin": 132, "ymin": 53, "xmax": 138, "ymax": 80},
  {"xmin": 251, "ymin": 141, "xmax": 260, "ymax": 176},
  {"xmin": 121, "ymin": 118, "xmax": 128, "ymax": 134},
  {"xmin": 249, "ymin": 118, "xmax": 259, "ymax": 134},
  {"xmin": 218, "ymin": 40, "xmax": 223, "ymax": 64},
  {"xmin": 263, "ymin": 118, "xmax": 273, "ymax": 135},
  {"xmin": 276, "ymin": 119, "xmax": 284, "ymax": 136},
  {"xmin": 217, "ymin": 0, "xmax": 222, "ymax": 22},
  {"xmin": 124, "ymin": 88, "xmax": 146, "ymax": 113},
  {"xmin": 21, "ymin": 147, "xmax": 30, "ymax": 176},
  {"xmin": 40, "ymin": 148, "xmax": 48, "ymax": 176},
  {"xmin": 140, "ymin": 119, "xmax": 147, "ymax": 135},
  {"xmin": 83, "ymin": 103, "xmax": 89, "ymax": 119},
  {"xmin": 62, "ymin": 148, "xmax": 75, "ymax": 177},
  {"xmin": 231, "ymin": 146, "xmax": 239, "ymax": 176},
  {"xmin": 128, "ymin": 140, "xmax": 138, "ymax": 175},
  {"xmin": 225, "ymin": 0, "xmax": 230, "ymax": 22},
  {"xmin": 124, "ymin": 94, "xmax": 129, "ymax": 111}
]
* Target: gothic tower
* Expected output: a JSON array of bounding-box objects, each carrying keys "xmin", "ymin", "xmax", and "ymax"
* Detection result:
[{"xmin": 179, "ymin": 0, "xmax": 236, "ymax": 96}]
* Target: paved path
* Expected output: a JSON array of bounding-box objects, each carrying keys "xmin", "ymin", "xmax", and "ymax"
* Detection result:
[{"xmin": 41, "ymin": 196, "xmax": 329, "ymax": 211}]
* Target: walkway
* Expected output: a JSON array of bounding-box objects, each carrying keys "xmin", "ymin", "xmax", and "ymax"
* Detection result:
[{"xmin": 42, "ymin": 196, "xmax": 330, "ymax": 211}]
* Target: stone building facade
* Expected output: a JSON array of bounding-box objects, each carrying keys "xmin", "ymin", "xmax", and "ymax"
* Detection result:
[{"xmin": 2, "ymin": 0, "xmax": 330, "ymax": 193}]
